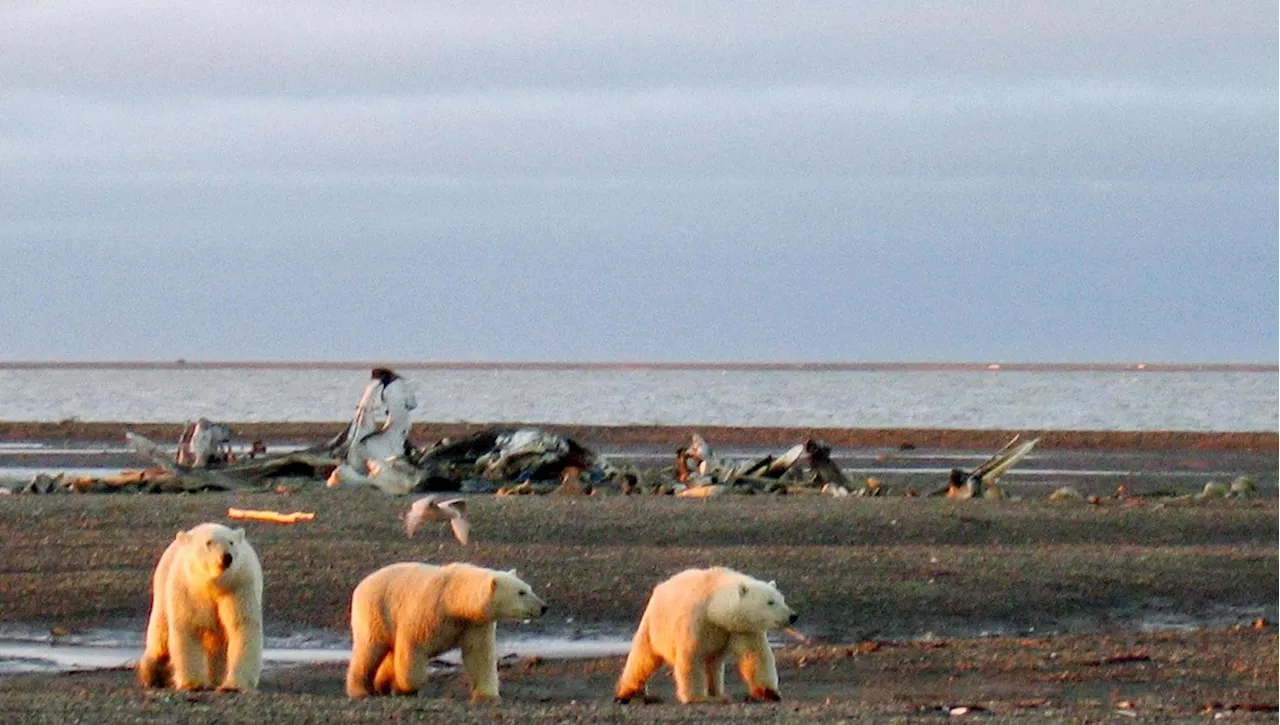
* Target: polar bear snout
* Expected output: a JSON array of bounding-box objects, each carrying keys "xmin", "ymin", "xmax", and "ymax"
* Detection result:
[
  {"xmin": 507, "ymin": 581, "xmax": 548, "ymax": 620},
  {"xmin": 520, "ymin": 592, "xmax": 549, "ymax": 619},
  {"xmin": 787, "ymin": 611, "xmax": 798, "ymax": 625},
  {"xmin": 220, "ymin": 552, "xmax": 234, "ymax": 570}
]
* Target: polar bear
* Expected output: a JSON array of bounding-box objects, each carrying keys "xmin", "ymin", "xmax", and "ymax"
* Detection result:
[
  {"xmin": 137, "ymin": 523, "xmax": 264, "ymax": 692},
  {"xmin": 345, "ymin": 562, "xmax": 547, "ymax": 701},
  {"xmin": 615, "ymin": 566, "xmax": 797, "ymax": 704}
]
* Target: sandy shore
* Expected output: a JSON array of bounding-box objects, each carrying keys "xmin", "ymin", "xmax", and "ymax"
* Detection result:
[{"xmin": 0, "ymin": 481, "xmax": 1276, "ymax": 723}]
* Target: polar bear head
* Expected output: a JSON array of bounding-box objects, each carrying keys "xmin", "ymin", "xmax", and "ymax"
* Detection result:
[
  {"xmin": 706, "ymin": 572, "xmax": 797, "ymax": 634},
  {"xmin": 440, "ymin": 564, "xmax": 548, "ymax": 623},
  {"xmin": 488, "ymin": 568, "xmax": 548, "ymax": 621},
  {"xmin": 177, "ymin": 523, "xmax": 251, "ymax": 583}
]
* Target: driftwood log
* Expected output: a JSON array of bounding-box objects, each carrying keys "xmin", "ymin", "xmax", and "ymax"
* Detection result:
[
  {"xmin": 227, "ymin": 508, "xmax": 316, "ymax": 524},
  {"xmin": 115, "ymin": 432, "xmax": 337, "ymax": 493}
]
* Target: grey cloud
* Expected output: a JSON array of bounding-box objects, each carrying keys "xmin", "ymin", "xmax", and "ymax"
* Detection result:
[
  {"xmin": 0, "ymin": 1, "xmax": 1274, "ymax": 362},
  {"xmin": 4, "ymin": 79, "xmax": 1273, "ymax": 185},
  {"xmin": 2, "ymin": 2, "xmax": 1273, "ymax": 96}
]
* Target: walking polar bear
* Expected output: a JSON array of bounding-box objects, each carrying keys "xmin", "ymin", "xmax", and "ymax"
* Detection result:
[
  {"xmin": 138, "ymin": 523, "xmax": 264, "ymax": 692},
  {"xmin": 615, "ymin": 566, "xmax": 797, "ymax": 704},
  {"xmin": 345, "ymin": 562, "xmax": 547, "ymax": 701}
]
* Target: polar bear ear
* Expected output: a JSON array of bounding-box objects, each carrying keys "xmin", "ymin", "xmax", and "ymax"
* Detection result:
[
  {"xmin": 175, "ymin": 531, "xmax": 189, "ymax": 544},
  {"xmin": 768, "ymin": 580, "xmax": 777, "ymax": 588},
  {"xmin": 232, "ymin": 528, "xmax": 246, "ymax": 544},
  {"xmin": 506, "ymin": 568, "xmax": 518, "ymax": 576}
]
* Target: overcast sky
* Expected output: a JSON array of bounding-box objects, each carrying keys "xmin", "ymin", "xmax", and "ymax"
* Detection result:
[{"xmin": 2, "ymin": 2, "xmax": 1276, "ymax": 363}]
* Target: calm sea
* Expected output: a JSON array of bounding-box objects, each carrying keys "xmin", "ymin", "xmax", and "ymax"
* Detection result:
[{"xmin": 0, "ymin": 365, "xmax": 1274, "ymax": 432}]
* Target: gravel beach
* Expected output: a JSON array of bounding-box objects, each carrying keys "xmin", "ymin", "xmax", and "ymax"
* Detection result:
[{"xmin": 0, "ymin": 425, "xmax": 1275, "ymax": 723}]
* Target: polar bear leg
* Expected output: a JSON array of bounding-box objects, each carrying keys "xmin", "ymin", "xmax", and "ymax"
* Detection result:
[
  {"xmin": 705, "ymin": 654, "xmax": 727, "ymax": 699},
  {"xmin": 673, "ymin": 647, "xmax": 711, "ymax": 703},
  {"xmin": 372, "ymin": 651, "xmax": 396, "ymax": 695},
  {"xmin": 346, "ymin": 639, "xmax": 389, "ymax": 697},
  {"xmin": 137, "ymin": 650, "xmax": 171, "ymax": 688},
  {"xmin": 138, "ymin": 555, "xmax": 174, "ymax": 688},
  {"xmin": 391, "ymin": 634, "xmax": 428, "ymax": 695},
  {"xmin": 138, "ymin": 608, "xmax": 172, "ymax": 688},
  {"xmin": 218, "ymin": 598, "xmax": 262, "ymax": 691},
  {"xmin": 168, "ymin": 624, "xmax": 211, "ymax": 690},
  {"xmin": 203, "ymin": 631, "xmax": 226, "ymax": 687},
  {"xmin": 459, "ymin": 622, "xmax": 500, "ymax": 702},
  {"xmin": 615, "ymin": 630, "xmax": 663, "ymax": 702},
  {"xmin": 732, "ymin": 632, "xmax": 780, "ymax": 701}
]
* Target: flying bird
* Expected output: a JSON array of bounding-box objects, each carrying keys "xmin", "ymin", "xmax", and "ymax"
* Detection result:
[{"xmin": 404, "ymin": 495, "xmax": 470, "ymax": 545}]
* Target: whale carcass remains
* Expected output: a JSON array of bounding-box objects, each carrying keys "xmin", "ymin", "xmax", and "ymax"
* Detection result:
[
  {"xmin": 369, "ymin": 427, "xmax": 617, "ymax": 495},
  {"xmin": 30, "ymin": 427, "xmax": 340, "ymax": 494},
  {"xmin": 314, "ymin": 424, "xmax": 617, "ymax": 495}
]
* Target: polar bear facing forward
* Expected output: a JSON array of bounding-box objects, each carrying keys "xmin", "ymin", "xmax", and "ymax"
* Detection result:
[
  {"xmin": 345, "ymin": 562, "xmax": 547, "ymax": 701},
  {"xmin": 137, "ymin": 523, "xmax": 263, "ymax": 692},
  {"xmin": 615, "ymin": 566, "xmax": 797, "ymax": 704}
]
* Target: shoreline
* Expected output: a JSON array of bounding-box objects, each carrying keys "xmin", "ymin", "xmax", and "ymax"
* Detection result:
[
  {"xmin": 1, "ymin": 360, "xmax": 1275, "ymax": 372},
  {"xmin": 0, "ymin": 420, "xmax": 1275, "ymax": 452}
]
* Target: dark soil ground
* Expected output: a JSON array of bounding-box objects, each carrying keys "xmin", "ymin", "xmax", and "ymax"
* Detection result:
[{"xmin": 0, "ymin": 483, "xmax": 1276, "ymax": 723}]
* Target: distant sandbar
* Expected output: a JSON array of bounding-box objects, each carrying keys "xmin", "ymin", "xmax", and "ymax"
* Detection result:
[
  {"xmin": 0, "ymin": 360, "xmax": 1274, "ymax": 373},
  {"xmin": 0, "ymin": 420, "xmax": 1273, "ymax": 452}
]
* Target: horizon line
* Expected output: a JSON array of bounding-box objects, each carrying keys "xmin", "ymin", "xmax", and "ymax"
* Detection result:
[{"xmin": 0, "ymin": 360, "xmax": 1275, "ymax": 373}]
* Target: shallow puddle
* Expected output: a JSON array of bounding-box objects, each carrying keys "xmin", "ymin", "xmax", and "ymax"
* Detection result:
[
  {"xmin": 2, "ymin": 600, "xmax": 1272, "ymax": 677},
  {"xmin": 0, "ymin": 630, "xmax": 632, "ymax": 675}
]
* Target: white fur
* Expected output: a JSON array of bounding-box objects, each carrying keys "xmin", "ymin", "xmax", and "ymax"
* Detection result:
[
  {"xmin": 138, "ymin": 523, "xmax": 263, "ymax": 692},
  {"xmin": 345, "ymin": 562, "xmax": 546, "ymax": 701},
  {"xmin": 616, "ymin": 566, "xmax": 795, "ymax": 703}
]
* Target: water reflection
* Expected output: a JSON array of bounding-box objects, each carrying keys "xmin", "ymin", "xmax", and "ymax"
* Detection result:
[{"xmin": 0, "ymin": 631, "xmax": 632, "ymax": 675}]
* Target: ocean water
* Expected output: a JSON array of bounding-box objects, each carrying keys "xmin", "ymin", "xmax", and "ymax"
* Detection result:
[{"xmin": 0, "ymin": 366, "xmax": 1274, "ymax": 432}]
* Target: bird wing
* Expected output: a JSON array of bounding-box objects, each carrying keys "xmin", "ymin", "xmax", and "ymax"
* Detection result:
[
  {"xmin": 449, "ymin": 515, "xmax": 470, "ymax": 545},
  {"xmin": 404, "ymin": 499, "xmax": 429, "ymax": 538},
  {"xmin": 438, "ymin": 498, "xmax": 466, "ymax": 515}
]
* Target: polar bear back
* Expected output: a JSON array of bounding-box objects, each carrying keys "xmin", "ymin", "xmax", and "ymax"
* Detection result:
[
  {"xmin": 349, "ymin": 562, "xmax": 542, "ymax": 648},
  {"xmin": 351, "ymin": 563, "xmax": 446, "ymax": 648},
  {"xmin": 638, "ymin": 567, "xmax": 793, "ymax": 653},
  {"xmin": 346, "ymin": 561, "xmax": 547, "ymax": 700},
  {"xmin": 616, "ymin": 566, "xmax": 796, "ymax": 703}
]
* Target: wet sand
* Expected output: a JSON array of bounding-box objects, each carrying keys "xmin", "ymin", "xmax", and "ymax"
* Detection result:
[{"xmin": 0, "ymin": 478, "xmax": 1276, "ymax": 722}]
